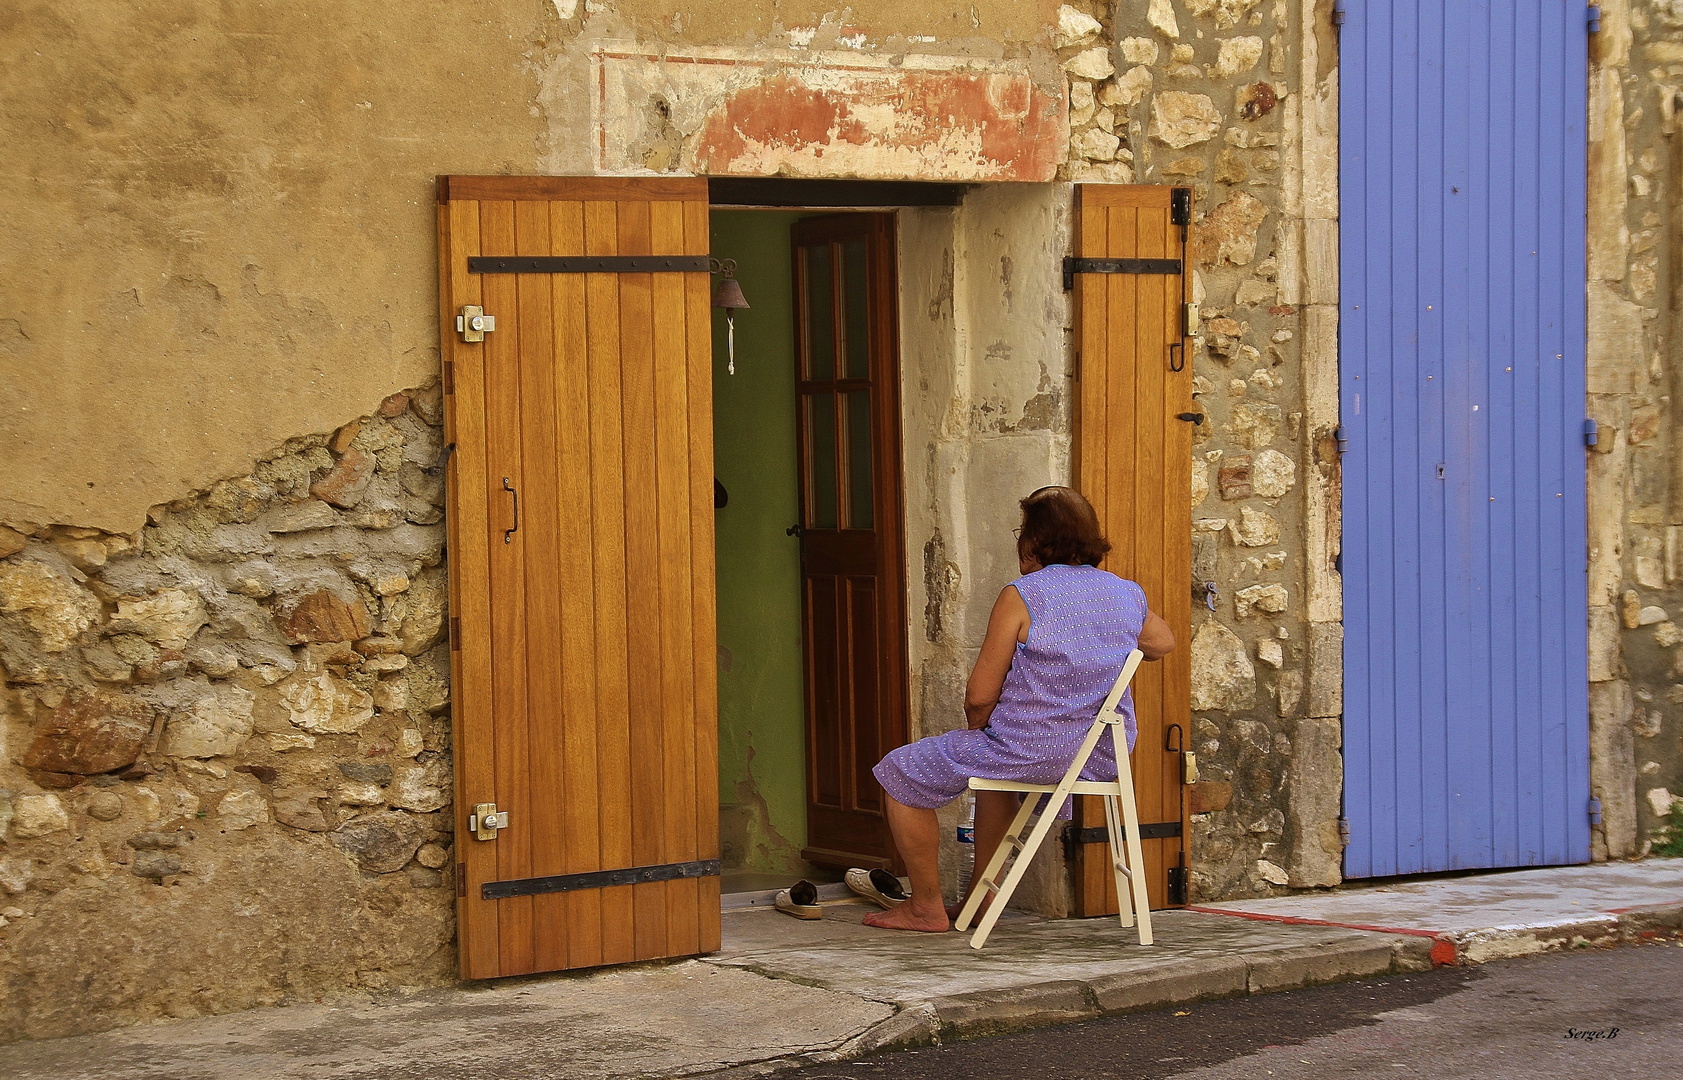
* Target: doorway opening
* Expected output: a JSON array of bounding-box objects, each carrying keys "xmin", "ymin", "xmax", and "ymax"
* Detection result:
[{"xmin": 708, "ymin": 206, "xmax": 909, "ymax": 896}]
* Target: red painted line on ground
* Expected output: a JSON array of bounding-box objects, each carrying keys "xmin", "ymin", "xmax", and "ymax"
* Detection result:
[
  {"xmin": 1604, "ymin": 900, "xmax": 1683, "ymax": 914},
  {"xmin": 1184, "ymin": 905, "xmax": 1462, "ymax": 966}
]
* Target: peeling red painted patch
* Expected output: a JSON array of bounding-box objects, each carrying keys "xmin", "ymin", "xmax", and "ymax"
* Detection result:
[{"xmin": 688, "ymin": 66, "xmax": 1066, "ymax": 182}]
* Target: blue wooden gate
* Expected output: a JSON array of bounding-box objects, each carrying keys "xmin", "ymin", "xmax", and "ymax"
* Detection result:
[{"xmin": 1340, "ymin": 0, "xmax": 1591, "ymax": 877}]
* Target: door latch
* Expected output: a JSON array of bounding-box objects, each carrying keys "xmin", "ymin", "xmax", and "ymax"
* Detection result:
[
  {"xmin": 470, "ymin": 802, "xmax": 509, "ymax": 841},
  {"xmin": 456, "ymin": 305, "xmax": 496, "ymax": 343},
  {"xmin": 1181, "ymin": 751, "xmax": 1200, "ymax": 785}
]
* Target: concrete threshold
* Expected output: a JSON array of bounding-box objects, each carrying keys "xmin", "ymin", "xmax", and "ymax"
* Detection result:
[
  {"xmin": 1188, "ymin": 857, "xmax": 1683, "ymax": 965},
  {"xmin": 3, "ymin": 859, "xmax": 1679, "ymax": 1080}
]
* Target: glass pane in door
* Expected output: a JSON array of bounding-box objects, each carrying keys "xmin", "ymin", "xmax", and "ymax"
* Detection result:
[
  {"xmin": 806, "ymin": 393, "xmax": 838, "ymax": 529},
  {"xmin": 803, "ymin": 245, "xmax": 835, "ymax": 381},
  {"xmin": 842, "ymin": 238, "xmax": 870, "ymax": 379},
  {"xmin": 845, "ymin": 390, "xmax": 873, "ymax": 529}
]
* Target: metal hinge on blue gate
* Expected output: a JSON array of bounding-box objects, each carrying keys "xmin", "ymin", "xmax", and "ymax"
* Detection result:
[
  {"xmin": 1589, "ymin": 796, "xmax": 1603, "ymax": 825},
  {"xmin": 1584, "ymin": 418, "xmax": 1599, "ymax": 448},
  {"xmin": 1332, "ymin": 1, "xmax": 1346, "ymax": 27},
  {"xmin": 1588, "ymin": 5, "xmax": 1603, "ymax": 33}
]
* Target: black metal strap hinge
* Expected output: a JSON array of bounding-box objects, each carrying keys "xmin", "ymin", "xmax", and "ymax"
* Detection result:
[
  {"xmin": 1062, "ymin": 257, "xmax": 1184, "ymax": 291},
  {"xmin": 481, "ymin": 858, "xmax": 721, "ymax": 900},
  {"xmin": 468, "ymin": 255, "xmax": 710, "ymax": 275}
]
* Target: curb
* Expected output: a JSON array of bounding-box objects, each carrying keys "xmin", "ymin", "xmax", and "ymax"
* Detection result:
[
  {"xmin": 1444, "ymin": 901, "xmax": 1683, "ymax": 964},
  {"xmin": 696, "ymin": 904, "xmax": 1683, "ymax": 1077},
  {"xmin": 695, "ymin": 932, "xmax": 1435, "ymax": 1077}
]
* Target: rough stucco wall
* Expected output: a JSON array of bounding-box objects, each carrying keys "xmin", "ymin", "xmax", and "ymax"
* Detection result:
[
  {"xmin": 1585, "ymin": 0, "xmax": 1683, "ymax": 860},
  {"xmin": 0, "ymin": 1, "xmax": 549, "ymax": 534},
  {"xmin": 0, "ymin": 0, "xmax": 1060, "ymax": 535}
]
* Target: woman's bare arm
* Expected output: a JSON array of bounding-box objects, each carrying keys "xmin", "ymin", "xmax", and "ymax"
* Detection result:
[
  {"xmin": 964, "ymin": 585, "xmax": 1031, "ymax": 730},
  {"xmin": 1138, "ymin": 610, "xmax": 1175, "ymax": 660}
]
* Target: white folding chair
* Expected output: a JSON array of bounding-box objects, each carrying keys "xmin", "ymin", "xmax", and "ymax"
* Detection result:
[{"xmin": 953, "ymin": 649, "xmax": 1153, "ymax": 949}]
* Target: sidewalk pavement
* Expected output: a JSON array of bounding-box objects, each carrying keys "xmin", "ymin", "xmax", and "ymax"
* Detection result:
[{"xmin": 2, "ymin": 859, "xmax": 1679, "ymax": 1080}]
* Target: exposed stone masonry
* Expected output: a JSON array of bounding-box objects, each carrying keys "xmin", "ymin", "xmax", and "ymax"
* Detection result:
[
  {"xmin": 1586, "ymin": 0, "xmax": 1683, "ymax": 859},
  {"xmin": 1050, "ymin": 1, "xmax": 1336, "ymax": 901},
  {"xmin": 0, "ymin": 385, "xmax": 454, "ymax": 1040}
]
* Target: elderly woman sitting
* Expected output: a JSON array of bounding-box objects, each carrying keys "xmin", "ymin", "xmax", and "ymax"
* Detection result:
[{"xmin": 864, "ymin": 486, "xmax": 1175, "ymax": 932}]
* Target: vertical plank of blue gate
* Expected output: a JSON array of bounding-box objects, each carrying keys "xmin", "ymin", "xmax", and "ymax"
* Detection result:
[
  {"xmin": 1411, "ymin": 0, "xmax": 1449, "ymax": 874},
  {"xmin": 1338, "ymin": 0, "xmax": 1368, "ymax": 877},
  {"xmin": 1439, "ymin": 0, "xmax": 1470, "ymax": 870},
  {"xmin": 1346, "ymin": 0, "xmax": 1386, "ymax": 874},
  {"xmin": 1535, "ymin": 0, "xmax": 1568, "ymax": 866},
  {"xmin": 1484, "ymin": 0, "xmax": 1518, "ymax": 868},
  {"xmin": 1560, "ymin": 1, "xmax": 1593, "ymax": 866},
  {"xmin": 1466, "ymin": 0, "xmax": 1499, "ymax": 867},
  {"xmin": 1384, "ymin": 0, "xmax": 1423, "ymax": 877},
  {"xmin": 1373, "ymin": 0, "xmax": 1406, "ymax": 877},
  {"xmin": 1508, "ymin": 4, "xmax": 1546, "ymax": 865},
  {"xmin": 1353, "ymin": 0, "xmax": 1380, "ymax": 874}
]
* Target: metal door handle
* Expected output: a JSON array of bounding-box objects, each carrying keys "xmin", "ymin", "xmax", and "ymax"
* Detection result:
[
  {"xmin": 503, "ymin": 478, "xmax": 519, "ymax": 543},
  {"xmin": 786, "ymin": 523, "xmax": 803, "ymax": 537}
]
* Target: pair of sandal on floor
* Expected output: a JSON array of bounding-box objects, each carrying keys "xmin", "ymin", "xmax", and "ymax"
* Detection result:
[{"xmin": 774, "ymin": 868, "xmax": 908, "ymax": 919}]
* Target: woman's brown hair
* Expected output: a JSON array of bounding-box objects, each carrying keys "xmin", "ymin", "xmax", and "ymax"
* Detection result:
[{"xmin": 1016, "ymin": 486, "xmax": 1111, "ymax": 568}]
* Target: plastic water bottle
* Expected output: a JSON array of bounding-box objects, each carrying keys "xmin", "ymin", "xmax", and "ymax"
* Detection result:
[{"xmin": 956, "ymin": 794, "xmax": 976, "ymax": 897}]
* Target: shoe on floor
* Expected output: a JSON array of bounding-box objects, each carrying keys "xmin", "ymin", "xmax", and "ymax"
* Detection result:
[
  {"xmin": 845, "ymin": 867, "xmax": 909, "ymax": 910},
  {"xmin": 774, "ymin": 879, "xmax": 822, "ymax": 920}
]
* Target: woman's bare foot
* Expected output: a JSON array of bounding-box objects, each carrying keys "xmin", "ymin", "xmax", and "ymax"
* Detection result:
[
  {"xmin": 862, "ymin": 900, "xmax": 949, "ymax": 933},
  {"xmin": 946, "ymin": 893, "xmax": 994, "ymax": 922}
]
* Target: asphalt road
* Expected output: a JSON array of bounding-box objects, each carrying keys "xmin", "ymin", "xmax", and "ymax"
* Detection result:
[{"xmin": 790, "ymin": 937, "xmax": 1683, "ymax": 1080}]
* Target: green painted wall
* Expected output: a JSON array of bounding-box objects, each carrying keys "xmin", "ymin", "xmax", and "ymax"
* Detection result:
[{"xmin": 711, "ymin": 211, "xmax": 809, "ymax": 874}]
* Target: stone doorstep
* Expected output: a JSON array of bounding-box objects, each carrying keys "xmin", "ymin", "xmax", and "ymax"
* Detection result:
[{"xmin": 694, "ymin": 934, "xmax": 1436, "ymax": 1078}]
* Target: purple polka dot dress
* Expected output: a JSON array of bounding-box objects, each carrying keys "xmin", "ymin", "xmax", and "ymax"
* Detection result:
[{"xmin": 873, "ymin": 563, "xmax": 1149, "ymax": 820}]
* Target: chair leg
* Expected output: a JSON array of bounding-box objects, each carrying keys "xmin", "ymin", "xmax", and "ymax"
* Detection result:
[
  {"xmin": 1103, "ymin": 794, "xmax": 1135, "ymax": 929},
  {"xmin": 955, "ymin": 795, "xmax": 1036, "ymax": 932},
  {"xmin": 969, "ymin": 791, "xmax": 1074, "ymax": 949},
  {"xmin": 1111, "ymin": 727, "xmax": 1154, "ymax": 945}
]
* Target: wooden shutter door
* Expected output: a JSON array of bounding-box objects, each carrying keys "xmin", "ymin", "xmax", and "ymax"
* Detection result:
[
  {"xmin": 438, "ymin": 176, "xmax": 719, "ymax": 979},
  {"xmin": 1071, "ymin": 184, "xmax": 1195, "ymax": 913}
]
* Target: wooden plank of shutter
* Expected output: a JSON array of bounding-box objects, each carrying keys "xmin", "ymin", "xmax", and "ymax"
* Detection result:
[
  {"xmin": 441, "ymin": 196, "xmax": 500, "ymax": 980},
  {"xmin": 685, "ymin": 196, "xmax": 724, "ymax": 951},
  {"xmin": 550, "ymin": 198, "xmax": 604, "ymax": 970},
  {"xmin": 1071, "ymin": 184, "xmax": 1195, "ymax": 915}
]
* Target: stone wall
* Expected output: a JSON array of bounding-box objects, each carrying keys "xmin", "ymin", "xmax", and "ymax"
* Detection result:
[
  {"xmin": 0, "ymin": 387, "xmax": 455, "ymax": 1040},
  {"xmin": 1585, "ymin": 0, "xmax": 1683, "ymax": 859},
  {"xmin": 1047, "ymin": 0, "xmax": 1341, "ymax": 900}
]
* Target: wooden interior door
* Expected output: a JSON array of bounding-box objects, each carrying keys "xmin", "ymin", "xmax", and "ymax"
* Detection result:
[
  {"xmin": 790, "ymin": 213, "xmax": 909, "ymax": 870},
  {"xmin": 1071, "ymin": 184, "xmax": 1195, "ymax": 913},
  {"xmin": 438, "ymin": 175, "xmax": 720, "ymax": 979}
]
